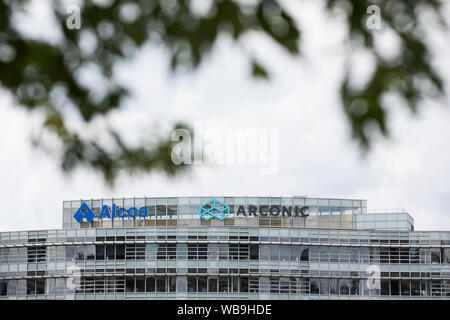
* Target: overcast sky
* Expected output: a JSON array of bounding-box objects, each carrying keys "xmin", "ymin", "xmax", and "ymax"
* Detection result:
[{"xmin": 0, "ymin": 0, "xmax": 449, "ymax": 232}]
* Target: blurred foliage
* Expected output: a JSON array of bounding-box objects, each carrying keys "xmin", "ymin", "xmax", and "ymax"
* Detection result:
[
  {"xmin": 327, "ymin": 0, "xmax": 446, "ymax": 149},
  {"xmin": 0, "ymin": 0, "xmax": 447, "ymax": 184}
]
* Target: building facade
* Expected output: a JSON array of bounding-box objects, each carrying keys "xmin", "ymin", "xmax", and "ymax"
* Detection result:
[{"xmin": 0, "ymin": 196, "xmax": 449, "ymax": 300}]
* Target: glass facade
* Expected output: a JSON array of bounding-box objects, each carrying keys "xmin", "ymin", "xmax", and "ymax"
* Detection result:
[
  {"xmin": 64, "ymin": 197, "xmax": 371, "ymax": 230},
  {"xmin": 0, "ymin": 196, "xmax": 448, "ymax": 299}
]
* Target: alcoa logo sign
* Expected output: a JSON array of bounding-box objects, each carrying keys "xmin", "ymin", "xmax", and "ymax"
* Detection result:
[{"xmin": 74, "ymin": 202, "xmax": 148, "ymax": 223}]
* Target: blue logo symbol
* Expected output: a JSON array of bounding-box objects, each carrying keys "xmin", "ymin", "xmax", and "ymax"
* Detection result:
[
  {"xmin": 199, "ymin": 198, "xmax": 230, "ymax": 221},
  {"xmin": 73, "ymin": 202, "xmax": 95, "ymax": 223}
]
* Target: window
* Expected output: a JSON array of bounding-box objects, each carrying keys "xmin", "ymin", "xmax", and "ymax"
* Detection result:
[
  {"xmin": 76, "ymin": 245, "xmax": 85, "ymax": 261},
  {"xmin": 136, "ymin": 277, "xmax": 145, "ymax": 292},
  {"xmin": 7, "ymin": 280, "xmax": 17, "ymax": 296},
  {"xmin": 86, "ymin": 245, "xmax": 95, "ymax": 260},
  {"xmin": 146, "ymin": 277, "xmax": 155, "ymax": 292},
  {"xmin": 66, "ymin": 246, "xmax": 75, "ymax": 261},
  {"xmin": 409, "ymin": 248, "xmax": 420, "ymax": 263},
  {"xmin": 219, "ymin": 277, "xmax": 229, "ymax": 292},
  {"xmin": 310, "ymin": 279, "xmax": 319, "ymax": 294},
  {"xmin": 339, "ymin": 279, "xmax": 350, "ymax": 295},
  {"xmin": 443, "ymin": 248, "xmax": 450, "ymax": 264},
  {"xmin": 350, "ymin": 280, "xmax": 359, "ymax": 295},
  {"xmin": 259, "ymin": 277, "xmax": 269, "ymax": 293},
  {"xmin": 401, "ymin": 280, "xmax": 410, "ymax": 296},
  {"xmin": 219, "ymin": 244, "xmax": 228, "ymax": 260},
  {"xmin": 188, "ymin": 244, "xmax": 197, "ymax": 260},
  {"xmin": 55, "ymin": 279, "xmax": 64, "ymax": 295},
  {"xmin": 240, "ymin": 277, "xmax": 249, "ymax": 293},
  {"xmin": 156, "ymin": 205, "xmax": 166, "ymax": 216},
  {"xmin": 156, "ymin": 276, "xmax": 166, "ymax": 292},
  {"xmin": 0, "ymin": 248, "xmax": 8, "ymax": 264},
  {"xmin": 270, "ymin": 277, "xmax": 279, "ymax": 294},
  {"xmin": 300, "ymin": 247, "xmax": 309, "ymax": 261},
  {"xmin": 35, "ymin": 279, "xmax": 45, "ymax": 295},
  {"xmin": 330, "ymin": 247, "xmax": 339, "ymax": 262},
  {"xmin": 208, "ymin": 278, "xmax": 218, "ymax": 292},
  {"xmin": 290, "ymin": 245, "xmax": 299, "ymax": 261},
  {"xmin": 378, "ymin": 247, "xmax": 388, "ymax": 263},
  {"xmin": 250, "ymin": 245, "xmax": 259, "ymax": 260},
  {"xmin": 270, "ymin": 245, "xmax": 279, "ymax": 261},
  {"xmin": 168, "ymin": 276, "xmax": 177, "ymax": 292},
  {"xmin": 380, "ymin": 280, "xmax": 389, "ymax": 295},
  {"xmin": 167, "ymin": 205, "xmax": 177, "ymax": 217},
  {"xmin": 391, "ymin": 280, "xmax": 400, "ymax": 296},
  {"xmin": 146, "ymin": 244, "xmax": 157, "ymax": 260},
  {"xmin": 116, "ymin": 245, "xmax": 125, "ymax": 260},
  {"xmin": 126, "ymin": 277, "xmax": 134, "ymax": 292},
  {"xmin": 158, "ymin": 244, "xmax": 167, "ymax": 260},
  {"xmin": 280, "ymin": 245, "xmax": 289, "ymax": 261},
  {"xmin": 0, "ymin": 281, "xmax": 7, "ymax": 296},
  {"xmin": 431, "ymin": 248, "xmax": 441, "ymax": 264},
  {"xmin": 96, "ymin": 245, "xmax": 105, "ymax": 260},
  {"xmin": 320, "ymin": 279, "xmax": 329, "ymax": 295},
  {"xmin": 339, "ymin": 247, "xmax": 350, "ymax": 263},
  {"xmin": 198, "ymin": 276, "xmax": 207, "ymax": 293},
  {"xmin": 177, "ymin": 276, "xmax": 187, "ymax": 293},
  {"xmin": 410, "ymin": 280, "xmax": 420, "ymax": 296},
  {"xmin": 329, "ymin": 279, "xmax": 338, "ymax": 295},
  {"xmin": 198, "ymin": 244, "xmax": 208, "ymax": 260},
  {"xmin": 208, "ymin": 244, "xmax": 219, "ymax": 260},
  {"xmin": 370, "ymin": 248, "xmax": 380, "ymax": 263},
  {"xmin": 187, "ymin": 277, "xmax": 197, "ymax": 292},
  {"xmin": 26, "ymin": 279, "xmax": 35, "ymax": 295},
  {"xmin": 177, "ymin": 244, "xmax": 187, "ymax": 260},
  {"xmin": 229, "ymin": 244, "xmax": 239, "ymax": 260},
  {"xmin": 231, "ymin": 277, "xmax": 239, "ymax": 293},
  {"xmin": 27, "ymin": 246, "xmax": 46, "ymax": 263},
  {"xmin": 239, "ymin": 244, "xmax": 249, "ymax": 260},
  {"xmin": 260, "ymin": 245, "xmax": 270, "ymax": 261},
  {"xmin": 106, "ymin": 245, "xmax": 115, "ymax": 260},
  {"xmin": 350, "ymin": 248, "xmax": 359, "ymax": 263}
]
